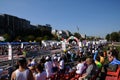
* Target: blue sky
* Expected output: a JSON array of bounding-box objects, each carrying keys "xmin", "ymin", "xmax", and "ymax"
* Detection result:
[{"xmin": 0, "ymin": 0, "xmax": 120, "ymax": 37}]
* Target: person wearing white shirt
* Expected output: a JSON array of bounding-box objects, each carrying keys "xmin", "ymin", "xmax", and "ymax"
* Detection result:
[
  {"xmin": 44, "ymin": 56, "xmax": 53, "ymax": 77},
  {"xmin": 59, "ymin": 57, "xmax": 65, "ymax": 73},
  {"xmin": 76, "ymin": 58, "xmax": 84, "ymax": 74}
]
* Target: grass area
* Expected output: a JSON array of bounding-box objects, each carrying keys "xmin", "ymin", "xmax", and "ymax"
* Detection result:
[
  {"xmin": 116, "ymin": 46, "xmax": 120, "ymax": 52},
  {"xmin": 116, "ymin": 46, "xmax": 120, "ymax": 60},
  {"xmin": 103, "ymin": 45, "xmax": 120, "ymax": 52}
]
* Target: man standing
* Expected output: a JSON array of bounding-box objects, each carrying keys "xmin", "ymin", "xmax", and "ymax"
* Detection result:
[{"xmin": 11, "ymin": 57, "xmax": 34, "ymax": 80}]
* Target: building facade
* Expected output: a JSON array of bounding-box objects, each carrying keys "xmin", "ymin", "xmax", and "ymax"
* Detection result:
[{"xmin": 0, "ymin": 14, "xmax": 52, "ymax": 41}]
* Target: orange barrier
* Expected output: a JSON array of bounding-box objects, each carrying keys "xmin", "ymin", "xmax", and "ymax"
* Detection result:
[
  {"xmin": 70, "ymin": 74, "xmax": 81, "ymax": 80},
  {"xmin": 64, "ymin": 70, "xmax": 76, "ymax": 80},
  {"xmin": 51, "ymin": 69, "xmax": 76, "ymax": 80},
  {"xmin": 46, "ymin": 73, "xmax": 58, "ymax": 80},
  {"xmin": 46, "ymin": 68, "xmax": 102, "ymax": 80},
  {"xmin": 105, "ymin": 66, "xmax": 120, "ymax": 80}
]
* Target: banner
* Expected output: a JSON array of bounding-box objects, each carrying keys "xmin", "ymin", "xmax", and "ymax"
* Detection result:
[{"xmin": 8, "ymin": 44, "xmax": 12, "ymax": 60}]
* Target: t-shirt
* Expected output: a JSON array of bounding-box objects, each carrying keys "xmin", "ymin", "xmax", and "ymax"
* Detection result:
[
  {"xmin": 95, "ymin": 61, "xmax": 102, "ymax": 69},
  {"xmin": 100, "ymin": 56, "xmax": 104, "ymax": 64},
  {"xmin": 59, "ymin": 60, "xmax": 64, "ymax": 70},
  {"xmin": 86, "ymin": 64, "xmax": 93, "ymax": 75},
  {"xmin": 85, "ymin": 64, "xmax": 98, "ymax": 79},
  {"xmin": 35, "ymin": 71, "xmax": 47, "ymax": 80},
  {"xmin": 76, "ymin": 63, "xmax": 84, "ymax": 74},
  {"xmin": 110, "ymin": 58, "xmax": 120, "ymax": 65},
  {"xmin": 14, "ymin": 69, "xmax": 29, "ymax": 80},
  {"xmin": 44, "ymin": 61, "xmax": 53, "ymax": 77}
]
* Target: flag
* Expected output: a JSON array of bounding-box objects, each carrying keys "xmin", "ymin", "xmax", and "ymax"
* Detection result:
[{"xmin": 77, "ymin": 26, "xmax": 79, "ymax": 31}]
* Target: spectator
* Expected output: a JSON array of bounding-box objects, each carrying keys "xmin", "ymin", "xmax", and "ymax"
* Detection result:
[
  {"xmin": 31, "ymin": 58, "xmax": 37, "ymax": 66},
  {"xmin": 76, "ymin": 58, "xmax": 84, "ymax": 75},
  {"xmin": 29, "ymin": 65, "xmax": 36, "ymax": 77},
  {"xmin": 39, "ymin": 56, "xmax": 46, "ymax": 66},
  {"xmin": 52, "ymin": 56, "xmax": 59, "ymax": 73},
  {"xmin": 44, "ymin": 56, "xmax": 53, "ymax": 77},
  {"xmin": 101, "ymin": 49, "xmax": 120, "ymax": 80},
  {"xmin": 27, "ymin": 58, "xmax": 32, "ymax": 67},
  {"xmin": 35, "ymin": 63, "xmax": 47, "ymax": 80},
  {"xmin": 11, "ymin": 57, "xmax": 34, "ymax": 80},
  {"xmin": 99, "ymin": 52, "xmax": 105, "ymax": 64},
  {"xmin": 104, "ymin": 50, "xmax": 120, "ymax": 72},
  {"xmin": 108, "ymin": 50, "xmax": 120, "ymax": 65},
  {"xmin": 95, "ymin": 56, "xmax": 102, "ymax": 69},
  {"xmin": 103, "ymin": 51, "xmax": 107, "ymax": 58},
  {"xmin": 79, "ymin": 57, "xmax": 98, "ymax": 80},
  {"xmin": 58, "ymin": 56, "xmax": 65, "ymax": 74}
]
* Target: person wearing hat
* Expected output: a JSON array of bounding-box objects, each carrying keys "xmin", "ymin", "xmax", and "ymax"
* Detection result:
[
  {"xmin": 11, "ymin": 57, "xmax": 34, "ymax": 80},
  {"xmin": 44, "ymin": 56, "xmax": 53, "ymax": 78}
]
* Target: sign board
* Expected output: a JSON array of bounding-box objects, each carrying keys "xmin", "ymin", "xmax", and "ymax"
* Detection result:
[
  {"xmin": 62, "ymin": 41, "xmax": 66, "ymax": 52},
  {"xmin": 8, "ymin": 44, "xmax": 12, "ymax": 60}
]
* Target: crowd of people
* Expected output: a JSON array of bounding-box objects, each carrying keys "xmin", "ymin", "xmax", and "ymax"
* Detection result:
[
  {"xmin": 10, "ymin": 50, "xmax": 68, "ymax": 80},
  {"xmin": 0, "ymin": 41, "xmax": 120, "ymax": 80}
]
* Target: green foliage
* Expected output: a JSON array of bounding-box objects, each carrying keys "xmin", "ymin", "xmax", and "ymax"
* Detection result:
[
  {"xmin": 106, "ymin": 31, "xmax": 120, "ymax": 42},
  {"xmin": 14, "ymin": 25, "xmax": 52, "ymax": 41},
  {"xmin": 111, "ymin": 32, "xmax": 120, "ymax": 42},
  {"xmin": 106, "ymin": 34, "xmax": 110, "ymax": 41},
  {"xmin": 2, "ymin": 33, "xmax": 10, "ymax": 41},
  {"xmin": 14, "ymin": 36, "xmax": 22, "ymax": 41},
  {"xmin": 35, "ymin": 37, "xmax": 42, "ymax": 42},
  {"xmin": 28, "ymin": 35, "xmax": 35, "ymax": 41},
  {"xmin": 74, "ymin": 32, "xmax": 81, "ymax": 39},
  {"xmin": 52, "ymin": 34, "xmax": 58, "ymax": 40},
  {"xmin": 43, "ymin": 36, "xmax": 49, "ymax": 40},
  {"xmin": 24, "ymin": 35, "xmax": 35, "ymax": 41}
]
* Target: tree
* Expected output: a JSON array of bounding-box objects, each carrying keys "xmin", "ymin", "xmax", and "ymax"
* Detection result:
[
  {"xmin": 35, "ymin": 37, "xmax": 42, "ymax": 42},
  {"xmin": 43, "ymin": 36, "xmax": 49, "ymax": 40},
  {"xmin": 52, "ymin": 34, "xmax": 58, "ymax": 40},
  {"xmin": 14, "ymin": 36, "xmax": 22, "ymax": 41},
  {"xmin": 2, "ymin": 33, "xmax": 10, "ymax": 41},
  {"xmin": 106, "ymin": 34, "xmax": 110, "ymax": 41},
  {"xmin": 24, "ymin": 35, "xmax": 35, "ymax": 42},
  {"xmin": 111, "ymin": 32, "xmax": 120, "ymax": 42},
  {"xmin": 74, "ymin": 32, "xmax": 81, "ymax": 39}
]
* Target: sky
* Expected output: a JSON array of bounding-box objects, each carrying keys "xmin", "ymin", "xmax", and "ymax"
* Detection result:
[{"xmin": 0, "ymin": 0, "xmax": 120, "ymax": 37}]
